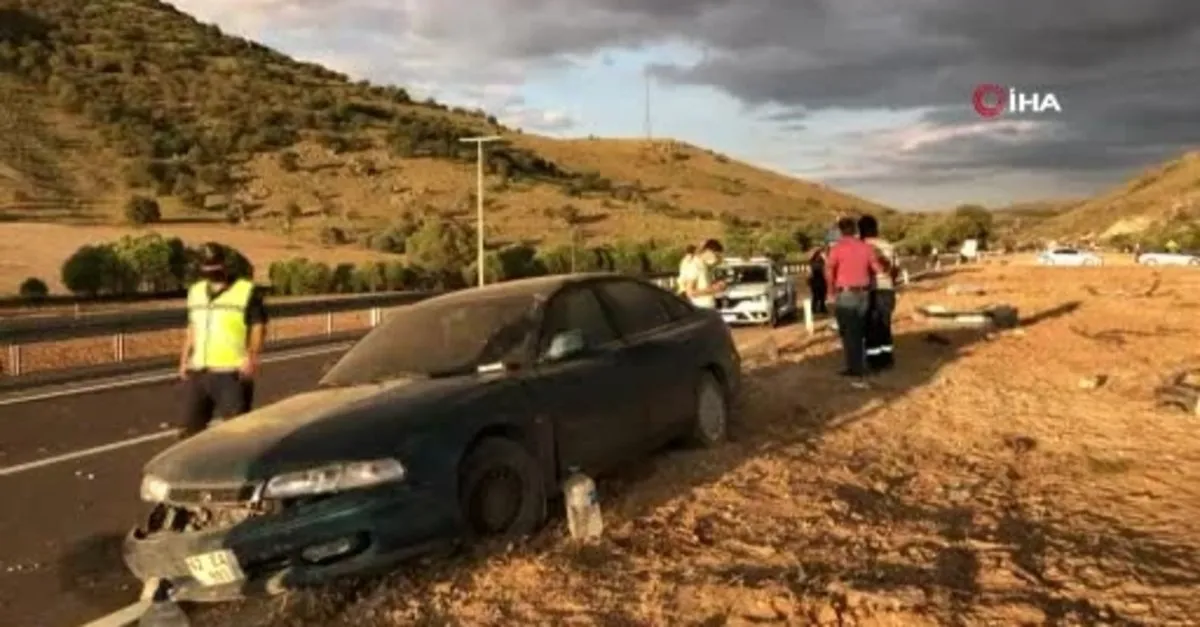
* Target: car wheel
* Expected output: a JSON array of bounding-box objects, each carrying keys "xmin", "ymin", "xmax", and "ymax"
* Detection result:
[
  {"xmin": 768, "ymin": 303, "xmax": 779, "ymax": 327},
  {"xmin": 458, "ymin": 437, "xmax": 546, "ymax": 541},
  {"xmin": 1144, "ymin": 259, "xmax": 1158, "ymax": 266},
  {"xmin": 688, "ymin": 370, "xmax": 729, "ymax": 447},
  {"xmin": 1188, "ymin": 258, "xmax": 1199, "ymax": 267}
]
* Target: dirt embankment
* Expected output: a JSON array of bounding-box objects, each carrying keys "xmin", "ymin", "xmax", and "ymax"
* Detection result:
[{"xmin": 181, "ymin": 263, "xmax": 1200, "ymax": 626}]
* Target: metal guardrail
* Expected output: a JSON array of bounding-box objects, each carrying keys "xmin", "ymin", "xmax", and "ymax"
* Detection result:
[
  {"xmin": 0, "ymin": 291, "xmax": 439, "ymax": 376},
  {"xmin": 0, "ymin": 256, "xmax": 958, "ymax": 378}
]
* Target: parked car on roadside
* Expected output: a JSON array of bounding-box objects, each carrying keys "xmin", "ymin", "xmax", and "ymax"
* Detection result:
[
  {"xmin": 713, "ymin": 256, "xmax": 797, "ymax": 327},
  {"xmin": 124, "ymin": 273, "xmax": 742, "ymax": 602},
  {"xmin": 1136, "ymin": 251, "xmax": 1200, "ymax": 266},
  {"xmin": 1037, "ymin": 248, "xmax": 1103, "ymax": 266}
]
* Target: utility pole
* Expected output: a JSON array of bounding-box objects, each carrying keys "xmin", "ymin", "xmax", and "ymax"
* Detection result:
[
  {"xmin": 643, "ymin": 67, "xmax": 652, "ymax": 140},
  {"xmin": 458, "ymin": 135, "xmax": 503, "ymax": 286}
]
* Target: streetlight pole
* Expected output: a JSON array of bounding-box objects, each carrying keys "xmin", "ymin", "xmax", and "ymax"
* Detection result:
[{"xmin": 458, "ymin": 135, "xmax": 503, "ymax": 287}]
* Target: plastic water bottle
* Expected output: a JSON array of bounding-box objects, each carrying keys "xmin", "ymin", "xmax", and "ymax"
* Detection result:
[{"xmin": 563, "ymin": 471, "xmax": 603, "ymax": 541}]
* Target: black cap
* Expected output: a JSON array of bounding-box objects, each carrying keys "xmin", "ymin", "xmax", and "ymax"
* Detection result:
[
  {"xmin": 197, "ymin": 242, "xmax": 228, "ymax": 277},
  {"xmin": 198, "ymin": 242, "xmax": 226, "ymax": 266}
]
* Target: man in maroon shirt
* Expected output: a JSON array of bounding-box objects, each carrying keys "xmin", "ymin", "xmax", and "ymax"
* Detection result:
[{"xmin": 825, "ymin": 217, "xmax": 883, "ymax": 378}]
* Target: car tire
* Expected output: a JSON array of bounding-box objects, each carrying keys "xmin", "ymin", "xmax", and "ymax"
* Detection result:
[
  {"xmin": 688, "ymin": 370, "xmax": 729, "ymax": 447},
  {"xmin": 1188, "ymin": 259, "xmax": 1199, "ymax": 267},
  {"xmin": 1144, "ymin": 259, "xmax": 1158, "ymax": 266},
  {"xmin": 768, "ymin": 303, "xmax": 779, "ymax": 327},
  {"xmin": 458, "ymin": 437, "xmax": 547, "ymax": 542}
]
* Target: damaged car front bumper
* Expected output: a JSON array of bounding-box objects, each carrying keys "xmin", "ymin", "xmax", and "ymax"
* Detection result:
[
  {"xmin": 715, "ymin": 295, "xmax": 774, "ymax": 325},
  {"xmin": 123, "ymin": 483, "xmax": 456, "ymax": 602}
]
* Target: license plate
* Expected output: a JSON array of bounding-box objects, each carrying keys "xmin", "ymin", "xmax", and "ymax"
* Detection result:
[
  {"xmin": 184, "ymin": 549, "xmax": 245, "ymax": 586},
  {"xmin": 722, "ymin": 314, "xmax": 738, "ymax": 323}
]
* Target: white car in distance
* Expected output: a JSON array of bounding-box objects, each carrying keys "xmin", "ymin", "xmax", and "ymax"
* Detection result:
[
  {"xmin": 1136, "ymin": 251, "xmax": 1199, "ymax": 266},
  {"xmin": 1037, "ymin": 248, "xmax": 1103, "ymax": 266},
  {"xmin": 712, "ymin": 257, "xmax": 797, "ymax": 326}
]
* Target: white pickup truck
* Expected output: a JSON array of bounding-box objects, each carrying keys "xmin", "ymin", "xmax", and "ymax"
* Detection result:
[{"xmin": 712, "ymin": 257, "xmax": 797, "ymax": 327}]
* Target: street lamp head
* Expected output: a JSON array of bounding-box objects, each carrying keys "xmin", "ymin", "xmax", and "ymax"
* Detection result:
[{"xmin": 459, "ymin": 135, "xmax": 504, "ymax": 143}]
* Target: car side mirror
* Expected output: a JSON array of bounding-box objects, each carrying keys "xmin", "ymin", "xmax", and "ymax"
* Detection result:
[{"xmin": 544, "ymin": 329, "xmax": 586, "ymax": 361}]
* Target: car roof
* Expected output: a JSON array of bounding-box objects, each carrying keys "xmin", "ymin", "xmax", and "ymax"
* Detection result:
[{"xmin": 416, "ymin": 272, "xmax": 635, "ymax": 307}]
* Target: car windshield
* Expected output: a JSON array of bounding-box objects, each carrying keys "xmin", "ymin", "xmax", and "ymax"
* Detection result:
[
  {"xmin": 726, "ymin": 265, "xmax": 770, "ymax": 284},
  {"xmin": 320, "ymin": 293, "xmax": 538, "ymax": 385}
]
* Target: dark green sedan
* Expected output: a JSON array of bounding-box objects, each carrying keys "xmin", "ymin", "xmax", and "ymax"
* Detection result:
[{"xmin": 124, "ymin": 272, "xmax": 742, "ymax": 602}]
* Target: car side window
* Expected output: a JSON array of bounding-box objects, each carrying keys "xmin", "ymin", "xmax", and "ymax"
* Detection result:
[
  {"xmin": 538, "ymin": 287, "xmax": 619, "ymax": 355},
  {"xmin": 593, "ymin": 280, "xmax": 673, "ymax": 336},
  {"xmin": 657, "ymin": 290, "xmax": 695, "ymax": 320}
]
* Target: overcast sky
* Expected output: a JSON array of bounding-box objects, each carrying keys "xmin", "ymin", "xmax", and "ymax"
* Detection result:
[{"xmin": 172, "ymin": 0, "xmax": 1200, "ymax": 210}]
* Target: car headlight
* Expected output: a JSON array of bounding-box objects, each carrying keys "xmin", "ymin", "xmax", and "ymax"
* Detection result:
[
  {"xmin": 262, "ymin": 458, "xmax": 406, "ymax": 499},
  {"xmin": 140, "ymin": 475, "xmax": 170, "ymax": 502}
]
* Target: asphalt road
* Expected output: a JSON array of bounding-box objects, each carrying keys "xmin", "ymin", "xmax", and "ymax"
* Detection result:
[
  {"xmin": 0, "ymin": 327, "xmax": 778, "ymax": 627},
  {"xmin": 0, "ymin": 349, "xmax": 339, "ymax": 627}
]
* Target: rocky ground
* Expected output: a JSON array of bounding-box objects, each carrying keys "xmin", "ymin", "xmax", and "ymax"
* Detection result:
[{"xmin": 178, "ymin": 261, "xmax": 1200, "ymax": 626}]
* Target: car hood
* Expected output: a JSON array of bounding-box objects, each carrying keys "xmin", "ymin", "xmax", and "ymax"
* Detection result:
[
  {"xmin": 144, "ymin": 375, "xmax": 488, "ymax": 485},
  {"xmin": 723, "ymin": 283, "xmax": 770, "ymax": 298}
]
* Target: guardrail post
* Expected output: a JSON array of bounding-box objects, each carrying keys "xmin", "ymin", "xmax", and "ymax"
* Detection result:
[
  {"xmin": 901, "ymin": 269, "xmax": 910, "ymax": 285},
  {"xmin": 325, "ymin": 312, "xmax": 334, "ymax": 336},
  {"xmin": 802, "ymin": 299, "xmax": 814, "ymax": 335},
  {"xmin": 6, "ymin": 344, "xmax": 21, "ymax": 376},
  {"xmin": 113, "ymin": 332, "xmax": 126, "ymax": 362},
  {"xmin": 369, "ymin": 307, "xmax": 381, "ymax": 327}
]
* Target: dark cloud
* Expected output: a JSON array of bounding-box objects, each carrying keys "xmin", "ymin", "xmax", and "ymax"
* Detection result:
[
  {"xmin": 191, "ymin": 0, "xmax": 1200, "ymax": 200},
  {"xmin": 416, "ymin": 0, "xmax": 1200, "ymax": 190}
]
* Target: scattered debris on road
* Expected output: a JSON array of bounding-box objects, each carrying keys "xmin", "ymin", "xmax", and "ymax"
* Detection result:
[
  {"xmin": 1156, "ymin": 368, "xmax": 1200, "ymax": 415},
  {"xmin": 1078, "ymin": 374, "xmax": 1108, "ymax": 390},
  {"xmin": 915, "ymin": 303, "xmax": 1019, "ymax": 329}
]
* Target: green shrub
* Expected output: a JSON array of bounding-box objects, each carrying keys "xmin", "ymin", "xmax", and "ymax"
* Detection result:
[
  {"xmin": 18, "ymin": 277, "xmax": 49, "ymax": 301},
  {"xmin": 124, "ymin": 195, "xmax": 161, "ymax": 225},
  {"xmin": 61, "ymin": 244, "xmax": 126, "ymax": 296},
  {"xmin": 406, "ymin": 218, "xmax": 475, "ymax": 273},
  {"xmin": 318, "ymin": 225, "xmax": 349, "ymax": 246},
  {"xmin": 352, "ymin": 262, "xmax": 388, "ymax": 292},
  {"xmin": 365, "ymin": 227, "xmax": 406, "ymax": 253}
]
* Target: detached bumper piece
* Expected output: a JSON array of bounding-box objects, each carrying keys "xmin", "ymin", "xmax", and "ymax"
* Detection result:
[{"xmin": 123, "ymin": 488, "xmax": 452, "ymax": 602}]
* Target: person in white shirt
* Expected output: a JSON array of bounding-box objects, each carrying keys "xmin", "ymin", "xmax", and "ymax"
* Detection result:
[
  {"xmin": 681, "ymin": 239, "xmax": 726, "ymax": 309},
  {"xmin": 676, "ymin": 245, "xmax": 697, "ymax": 295}
]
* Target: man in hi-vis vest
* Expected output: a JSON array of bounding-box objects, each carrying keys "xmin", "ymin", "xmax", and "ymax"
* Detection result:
[{"xmin": 177, "ymin": 243, "xmax": 268, "ymax": 438}]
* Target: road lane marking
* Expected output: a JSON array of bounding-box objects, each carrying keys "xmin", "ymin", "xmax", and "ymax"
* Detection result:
[
  {"xmin": 0, "ymin": 342, "xmax": 352, "ymax": 408},
  {"xmin": 0, "ymin": 429, "xmax": 177, "ymax": 477}
]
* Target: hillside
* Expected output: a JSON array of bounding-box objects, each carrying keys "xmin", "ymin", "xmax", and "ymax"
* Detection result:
[
  {"xmin": 1030, "ymin": 151, "xmax": 1200, "ymax": 244},
  {"xmin": 0, "ymin": 0, "xmax": 891, "ymax": 259}
]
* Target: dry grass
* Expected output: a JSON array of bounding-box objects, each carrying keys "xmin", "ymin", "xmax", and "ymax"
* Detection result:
[
  {"xmin": 179, "ymin": 261, "xmax": 1200, "ymax": 626},
  {"xmin": 1033, "ymin": 150, "xmax": 1200, "ymax": 240},
  {"xmin": 0, "ymin": 311, "xmax": 370, "ymax": 375}
]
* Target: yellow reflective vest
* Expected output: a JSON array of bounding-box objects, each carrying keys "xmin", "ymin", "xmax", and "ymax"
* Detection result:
[{"xmin": 187, "ymin": 279, "xmax": 254, "ymax": 370}]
